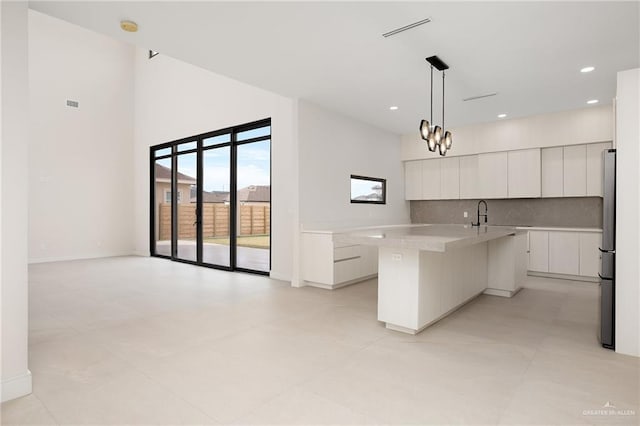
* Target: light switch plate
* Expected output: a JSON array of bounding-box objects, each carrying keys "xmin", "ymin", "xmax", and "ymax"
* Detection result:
[{"xmin": 464, "ymin": 211, "xmax": 468, "ymax": 218}]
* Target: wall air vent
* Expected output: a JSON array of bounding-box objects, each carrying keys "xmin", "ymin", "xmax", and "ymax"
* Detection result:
[
  {"xmin": 463, "ymin": 92, "xmax": 498, "ymax": 102},
  {"xmin": 66, "ymin": 100, "xmax": 79, "ymax": 108},
  {"xmin": 382, "ymin": 17, "xmax": 431, "ymax": 38}
]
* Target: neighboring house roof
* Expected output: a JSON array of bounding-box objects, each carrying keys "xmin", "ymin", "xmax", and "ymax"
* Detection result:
[
  {"xmin": 229, "ymin": 185, "xmax": 270, "ymax": 203},
  {"xmin": 155, "ymin": 163, "xmax": 196, "ymax": 184},
  {"xmin": 189, "ymin": 189, "xmax": 229, "ymax": 203},
  {"xmin": 354, "ymin": 193, "xmax": 383, "ymax": 201}
]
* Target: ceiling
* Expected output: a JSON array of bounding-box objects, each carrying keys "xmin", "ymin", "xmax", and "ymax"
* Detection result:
[{"xmin": 30, "ymin": 1, "xmax": 640, "ymax": 135}]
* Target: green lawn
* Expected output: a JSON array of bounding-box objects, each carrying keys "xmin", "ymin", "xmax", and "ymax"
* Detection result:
[{"xmin": 204, "ymin": 235, "xmax": 269, "ymax": 249}]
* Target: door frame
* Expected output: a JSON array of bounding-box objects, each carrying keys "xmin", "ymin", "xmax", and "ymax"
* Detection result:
[{"xmin": 149, "ymin": 118, "xmax": 271, "ymax": 275}]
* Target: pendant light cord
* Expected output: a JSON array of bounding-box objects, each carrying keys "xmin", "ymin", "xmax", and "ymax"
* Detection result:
[
  {"xmin": 442, "ymin": 71, "xmax": 445, "ymax": 131},
  {"xmin": 430, "ymin": 65, "xmax": 434, "ymax": 125}
]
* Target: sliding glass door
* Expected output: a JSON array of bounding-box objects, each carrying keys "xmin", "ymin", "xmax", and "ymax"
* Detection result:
[
  {"xmin": 235, "ymin": 138, "xmax": 271, "ymax": 271},
  {"xmin": 150, "ymin": 119, "xmax": 271, "ymax": 275},
  {"xmin": 202, "ymin": 142, "xmax": 231, "ymax": 268},
  {"xmin": 175, "ymin": 145, "xmax": 198, "ymax": 262}
]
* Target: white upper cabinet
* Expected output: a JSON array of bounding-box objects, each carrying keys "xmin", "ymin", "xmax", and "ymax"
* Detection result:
[
  {"xmin": 586, "ymin": 142, "xmax": 612, "ymax": 197},
  {"xmin": 459, "ymin": 155, "xmax": 479, "ymax": 199},
  {"xmin": 440, "ymin": 157, "xmax": 460, "ymax": 199},
  {"xmin": 405, "ymin": 142, "xmax": 609, "ymax": 201},
  {"xmin": 563, "ymin": 145, "xmax": 587, "ymax": 197},
  {"xmin": 478, "ymin": 152, "xmax": 508, "ymax": 199},
  {"xmin": 541, "ymin": 147, "xmax": 564, "ymax": 197},
  {"xmin": 421, "ymin": 159, "xmax": 441, "ymax": 200},
  {"xmin": 404, "ymin": 160, "xmax": 422, "ymax": 200},
  {"xmin": 508, "ymin": 149, "xmax": 541, "ymax": 198}
]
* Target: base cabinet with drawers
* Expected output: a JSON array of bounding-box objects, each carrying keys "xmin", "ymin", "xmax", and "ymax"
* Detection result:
[
  {"xmin": 526, "ymin": 228, "xmax": 601, "ymax": 279},
  {"xmin": 301, "ymin": 231, "xmax": 378, "ymax": 289}
]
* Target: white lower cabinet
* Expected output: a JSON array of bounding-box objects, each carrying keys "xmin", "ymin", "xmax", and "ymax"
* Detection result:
[
  {"xmin": 548, "ymin": 232, "xmax": 580, "ymax": 275},
  {"xmin": 302, "ymin": 232, "xmax": 378, "ymax": 289},
  {"xmin": 579, "ymin": 233, "xmax": 602, "ymax": 277},
  {"xmin": 527, "ymin": 229, "xmax": 601, "ymax": 279},
  {"xmin": 528, "ymin": 231, "xmax": 549, "ymax": 272}
]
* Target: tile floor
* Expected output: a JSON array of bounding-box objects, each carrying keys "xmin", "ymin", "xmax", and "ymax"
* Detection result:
[{"xmin": 1, "ymin": 256, "xmax": 638, "ymax": 425}]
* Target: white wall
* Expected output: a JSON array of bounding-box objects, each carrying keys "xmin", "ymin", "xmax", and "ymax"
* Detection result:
[
  {"xmin": 28, "ymin": 11, "xmax": 135, "ymax": 263},
  {"xmin": 1, "ymin": 0, "xmax": 31, "ymax": 402},
  {"xmin": 401, "ymin": 105, "xmax": 613, "ymax": 160},
  {"xmin": 298, "ymin": 100, "xmax": 410, "ymax": 229},
  {"xmin": 133, "ymin": 52, "xmax": 297, "ymax": 282},
  {"xmin": 615, "ymin": 68, "xmax": 640, "ymax": 357}
]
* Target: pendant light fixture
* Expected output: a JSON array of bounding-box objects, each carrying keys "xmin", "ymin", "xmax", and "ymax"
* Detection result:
[{"xmin": 419, "ymin": 56, "xmax": 453, "ymax": 156}]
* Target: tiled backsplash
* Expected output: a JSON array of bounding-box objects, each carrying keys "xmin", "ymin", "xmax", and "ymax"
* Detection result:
[{"xmin": 411, "ymin": 197, "xmax": 602, "ymax": 228}]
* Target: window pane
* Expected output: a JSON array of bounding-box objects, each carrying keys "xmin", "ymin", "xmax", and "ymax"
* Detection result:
[
  {"xmin": 155, "ymin": 147, "xmax": 171, "ymax": 157},
  {"xmin": 202, "ymin": 146, "xmax": 231, "ymax": 267},
  {"xmin": 235, "ymin": 140, "xmax": 270, "ymax": 272},
  {"xmin": 154, "ymin": 157, "xmax": 172, "ymax": 257},
  {"xmin": 176, "ymin": 153, "xmax": 197, "ymax": 262},
  {"xmin": 351, "ymin": 176, "xmax": 385, "ymax": 203},
  {"xmin": 237, "ymin": 126, "xmax": 270, "ymax": 141},
  {"xmin": 203, "ymin": 133, "xmax": 231, "ymax": 147},
  {"xmin": 177, "ymin": 141, "xmax": 197, "ymax": 152}
]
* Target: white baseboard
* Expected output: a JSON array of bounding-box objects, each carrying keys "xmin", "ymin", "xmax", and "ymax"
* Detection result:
[
  {"xmin": 484, "ymin": 287, "xmax": 522, "ymax": 298},
  {"xmin": 268, "ymin": 270, "xmax": 290, "ymax": 282},
  {"xmin": 28, "ymin": 251, "xmax": 135, "ymax": 264},
  {"xmin": 528, "ymin": 271, "xmax": 599, "ymax": 283},
  {"xmin": 304, "ymin": 274, "xmax": 377, "ymax": 290},
  {"xmin": 1, "ymin": 370, "xmax": 32, "ymax": 403}
]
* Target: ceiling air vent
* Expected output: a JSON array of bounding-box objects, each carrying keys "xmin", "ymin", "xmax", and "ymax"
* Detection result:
[
  {"xmin": 463, "ymin": 92, "xmax": 498, "ymax": 102},
  {"xmin": 382, "ymin": 17, "xmax": 431, "ymax": 38}
]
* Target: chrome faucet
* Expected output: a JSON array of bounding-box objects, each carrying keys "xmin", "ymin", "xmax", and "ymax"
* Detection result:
[{"xmin": 472, "ymin": 200, "xmax": 488, "ymax": 226}]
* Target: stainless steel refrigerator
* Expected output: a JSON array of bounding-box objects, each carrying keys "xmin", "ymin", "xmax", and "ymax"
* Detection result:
[{"xmin": 599, "ymin": 149, "xmax": 616, "ymax": 350}]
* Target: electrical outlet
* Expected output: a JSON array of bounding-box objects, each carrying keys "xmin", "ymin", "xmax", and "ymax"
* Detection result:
[
  {"xmin": 392, "ymin": 253, "xmax": 402, "ymax": 261},
  {"xmin": 464, "ymin": 211, "xmax": 468, "ymax": 218}
]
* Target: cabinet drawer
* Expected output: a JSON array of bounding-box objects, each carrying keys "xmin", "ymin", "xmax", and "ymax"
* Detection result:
[
  {"xmin": 334, "ymin": 245, "xmax": 361, "ymax": 261},
  {"xmin": 334, "ymin": 257, "xmax": 362, "ymax": 284}
]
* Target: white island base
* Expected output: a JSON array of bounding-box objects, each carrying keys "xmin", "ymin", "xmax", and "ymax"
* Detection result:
[
  {"xmin": 379, "ymin": 234, "xmax": 526, "ymax": 334},
  {"xmin": 378, "ymin": 243, "xmax": 487, "ymax": 334},
  {"xmin": 334, "ymin": 225, "xmax": 527, "ymax": 335}
]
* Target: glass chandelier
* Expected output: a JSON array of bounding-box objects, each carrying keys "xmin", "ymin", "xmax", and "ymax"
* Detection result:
[{"xmin": 419, "ymin": 56, "xmax": 452, "ymax": 156}]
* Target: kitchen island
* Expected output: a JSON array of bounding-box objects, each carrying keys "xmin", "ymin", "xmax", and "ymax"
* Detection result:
[{"xmin": 333, "ymin": 224, "xmax": 527, "ymax": 334}]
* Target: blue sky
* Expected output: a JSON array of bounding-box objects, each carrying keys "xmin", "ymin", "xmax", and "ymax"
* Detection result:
[{"xmin": 158, "ymin": 140, "xmax": 270, "ymax": 192}]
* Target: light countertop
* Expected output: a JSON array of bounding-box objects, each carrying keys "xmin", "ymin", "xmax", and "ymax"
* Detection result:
[
  {"xmin": 332, "ymin": 224, "xmax": 523, "ymax": 253},
  {"xmin": 515, "ymin": 226, "xmax": 602, "ymax": 233},
  {"xmin": 302, "ymin": 224, "xmax": 602, "ymax": 235}
]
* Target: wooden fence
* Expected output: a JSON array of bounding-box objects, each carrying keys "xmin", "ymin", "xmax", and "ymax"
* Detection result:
[{"xmin": 159, "ymin": 204, "xmax": 270, "ymax": 240}]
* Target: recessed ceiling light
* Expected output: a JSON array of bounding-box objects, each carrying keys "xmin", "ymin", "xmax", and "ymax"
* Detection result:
[
  {"xmin": 581, "ymin": 66, "xmax": 595, "ymax": 73},
  {"xmin": 587, "ymin": 99, "xmax": 599, "ymax": 104},
  {"xmin": 120, "ymin": 20, "xmax": 138, "ymax": 33},
  {"xmin": 497, "ymin": 113, "xmax": 507, "ymax": 118},
  {"xmin": 389, "ymin": 106, "xmax": 399, "ymax": 111}
]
